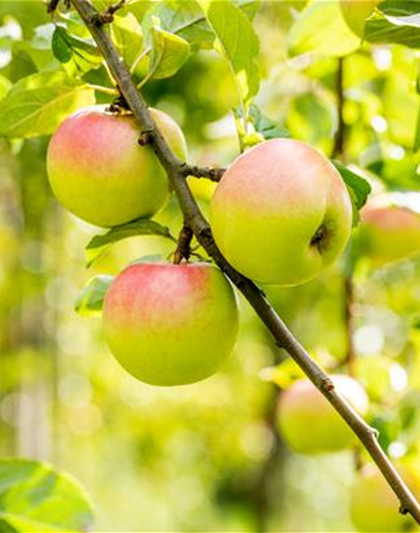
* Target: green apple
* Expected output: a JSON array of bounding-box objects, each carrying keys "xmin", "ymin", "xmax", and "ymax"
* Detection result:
[
  {"xmin": 277, "ymin": 375, "xmax": 369, "ymax": 454},
  {"xmin": 210, "ymin": 139, "xmax": 353, "ymax": 286},
  {"xmin": 103, "ymin": 261, "xmax": 239, "ymax": 386},
  {"xmin": 358, "ymin": 199, "xmax": 420, "ymax": 266},
  {"xmin": 47, "ymin": 106, "xmax": 187, "ymax": 227},
  {"xmin": 340, "ymin": 0, "xmax": 380, "ymax": 36},
  {"xmin": 350, "ymin": 464, "xmax": 420, "ymax": 532}
]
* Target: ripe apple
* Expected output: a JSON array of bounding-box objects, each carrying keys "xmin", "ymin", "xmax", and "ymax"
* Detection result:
[
  {"xmin": 103, "ymin": 261, "xmax": 239, "ymax": 386},
  {"xmin": 277, "ymin": 375, "xmax": 369, "ymax": 454},
  {"xmin": 350, "ymin": 464, "xmax": 420, "ymax": 532},
  {"xmin": 340, "ymin": 0, "xmax": 380, "ymax": 36},
  {"xmin": 358, "ymin": 200, "xmax": 420, "ymax": 266},
  {"xmin": 47, "ymin": 106, "xmax": 187, "ymax": 227},
  {"xmin": 210, "ymin": 139, "xmax": 353, "ymax": 286}
]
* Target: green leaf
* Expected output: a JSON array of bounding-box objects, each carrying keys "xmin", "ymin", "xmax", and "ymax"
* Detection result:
[
  {"xmin": 52, "ymin": 26, "xmax": 72, "ymax": 63},
  {"xmin": 365, "ymin": 9, "xmax": 420, "ymax": 48},
  {"xmin": 248, "ymin": 104, "xmax": 289, "ymax": 140},
  {"xmin": 142, "ymin": 1, "xmax": 214, "ymax": 50},
  {"xmin": 0, "ymin": 71, "xmax": 95, "ymax": 139},
  {"xmin": 86, "ymin": 219, "xmax": 176, "ymax": 267},
  {"xmin": 414, "ymin": 104, "xmax": 420, "ymax": 152},
  {"xmin": 148, "ymin": 21, "xmax": 191, "ymax": 80},
  {"xmin": 51, "ymin": 24, "xmax": 102, "ymax": 73},
  {"xmin": 141, "ymin": 0, "xmax": 258, "ymax": 51},
  {"xmin": 0, "ymin": 75, "xmax": 12, "ymax": 102},
  {"xmin": 111, "ymin": 13, "xmax": 143, "ymax": 65},
  {"xmin": 196, "ymin": 0, "xmax": 260, "ymax": 103},
  {"xmin": 288, "ymin": 0, "xmax": 361, "ymax": 57},
  {"xmin": 333, "ymin": 160, "xmax": 372, "ymax": 226},
  {"xmin": 0, "ymin": 458, "xmax": 94, "ymax": 532},
  {"xmin": 75, "ymin": 275, "xmax": 114, "ymax": 316}
]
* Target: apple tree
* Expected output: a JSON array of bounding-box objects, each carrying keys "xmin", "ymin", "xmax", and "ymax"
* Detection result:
[{"xmin": 1, "ymin": 0, "xmax": 420, "ymax": 531}]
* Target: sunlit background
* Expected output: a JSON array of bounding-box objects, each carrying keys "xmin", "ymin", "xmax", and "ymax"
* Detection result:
[{"xmin": 2, "ymin": 1, "xmax": 420, "ymax": 531}]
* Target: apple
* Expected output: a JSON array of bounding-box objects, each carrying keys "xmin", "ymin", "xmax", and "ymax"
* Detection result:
[
  {"xmin": 350, "ymin": 464, "xmax": 420, "ymax": 532},
  {"xmin": 47, "ymin": 106, "xmax": 187, "ymax": 227},
  {"xmin": 358, "ymin": 200, "xmax": 420, "ymax": 266},
  {"xmin": 103, "ymin": 261, "xmax": 239, "ymax": 386},
  {"xmin": 277, "ymin": 375, "xmax": 369, "ymax": 454},
  {"xmin": 210, "ymin": 139, "xmax": 353, "ymax": 286},
  {"xmin": 340, "ymin": 0, "xmax": 380, "ymax": 36}
]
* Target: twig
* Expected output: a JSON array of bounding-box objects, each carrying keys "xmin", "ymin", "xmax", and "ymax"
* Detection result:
[
  {"xmin": 90, "ymin": 0, "xmax": 125, "ymax": 26},
  {"xmin": 173, "ymin": 224, "xmax": 193, "ymax": 264},
  {"xmin": 68, "ymin": 0, "xmax": 420, "ymax": 525},
  {"xmin": 182, "ymin": 164, "xmax": 225, "ymax": 182}
]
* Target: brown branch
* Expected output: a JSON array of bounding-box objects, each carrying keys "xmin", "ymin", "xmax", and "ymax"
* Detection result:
[
  {"xmin": 344, "ymin": 275, "xmax": 357, "ymax": 376},
  {"xmin": 68, "ymin": 0, "xmax": 420, "ymax": 525},
  {"xmin": 173, "ymin": 224, "xmax": 193, "ymax": 265},
  {"xmin": 332, "ymin": 57, "xmax": 346, "ymax": 160},
  {"xmin": 182, "ymin": 164, "xmax": 225, "ymax": 182}
]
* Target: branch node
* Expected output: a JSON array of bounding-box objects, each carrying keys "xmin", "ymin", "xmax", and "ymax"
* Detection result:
[
  {"xmin": 320, "ymin": 376, "xmax": 335, "ymax": 393},
  {"xmin": 368, "ymin": 426, "xmax": 380, "ymax": 439},
  {"xmin": 400, "ymin": 505, "xmax": 409, "ymax": 516},
  {"xmin": 138, "ymin": 129, "xmax": 154, "ymax": 146},
  {"xmin": 90, "ymin": 0, "xmax": 125, "ymax": 26},
  {"xmin": 185, "ymin": 164, "xmax": 225, "ymax": 182}
]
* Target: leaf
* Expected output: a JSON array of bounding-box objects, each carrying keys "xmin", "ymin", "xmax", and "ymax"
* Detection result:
[
  {"xmin": 248, "ymin": 104, "xmax": 289, "ymax": 140},
  {"xmin": 0, "ymin": 458, "xmax": 94, "ymax": 532},
  {"xmin": 148, "ymin": 22, "xmax": 191, "ymax": 80},
  {"xmin": 414, "ymin": 104, "xmax": 420, "ymax": 152},
  {"xmin": 196, "ymin": 0, "xmax": 260, "ymax": 103},
  {"xmin": 365, "ymin": 8, "xmax": 420, "ymax": 48},
  {"xmin": 52, "ymin": 24, "xmax": 103, "ymax": 72},
  {"xmin": 333, "ymin": 160, "xmax": 372, "ymax": 226},
  {"xmin": 86, "ymin": 219, "xmax": 176, "ymax": 267},
  {"xmin": 142, "ymin": 1, "xmax": 214, "ymax": 50},
  {"xmin": 0, "ymin": 75, "xmax": 12, "ymax": 102},
  {"xmin": 75, "ymin": 275, "xmax": 114, "ymax": 316},
  {"xmin": 288, "ymin": 0, "xmax": 361, "ymax": 57},
  {"xmin": 52, "ymin": 26, "xmax": 72, "ymax": 63},
  {"xmin": 141, "ymin": 0, "xmax": 258, "ymax": 51},
  {"xmin": 111, "ymin": 13, "xmax": 144, "ymax": 65},
  {"xmin": 0, "ymin": 71, "xmax": 95, "ymax": 139}
]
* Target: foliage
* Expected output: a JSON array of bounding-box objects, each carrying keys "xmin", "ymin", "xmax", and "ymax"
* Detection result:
[{"xmin": 1, "ymin": 0, "xmax": 420, "ymax": 531}]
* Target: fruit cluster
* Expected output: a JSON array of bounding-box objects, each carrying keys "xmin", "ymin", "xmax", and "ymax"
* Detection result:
[
  {"xmin": 48, "ymin": 105, "xmax": 420, "ymax": 532},
  {"xmin": 47, "ymin": 106, "xmax": 356, "ymax": 387}
]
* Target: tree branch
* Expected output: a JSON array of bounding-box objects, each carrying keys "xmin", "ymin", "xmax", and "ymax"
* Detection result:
[
  {"xmin": 332, "ymin": 57, "xmax": 346, "ymax": 160},
  {"xmin": 69, "ymin": 0, "xmax": 420, "ymax": 525}
]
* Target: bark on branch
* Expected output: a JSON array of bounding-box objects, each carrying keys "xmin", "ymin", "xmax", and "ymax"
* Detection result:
[{"xmin": 69, "ymin": 0, "xmax": 420, "ymax": 525}]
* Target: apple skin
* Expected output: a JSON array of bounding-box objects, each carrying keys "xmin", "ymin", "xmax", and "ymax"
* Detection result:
[
  {"xmin": 210, "ymin": 139, "xmax": 353, "ymax": 286},
  {"xmin": 103, "ymin": 262, "xmax": 239, "ymax": 386},
  {"xmin": 350, "ymin": 465, "xmax": 420, "ymax": 532},
  {"xmin": 47, "ymin": 106, "xmax": 187, "ymax": 227},
  {"xmin": 340, "ymin": 0, "xmax": 380, "ymax": 36},
  {"xmin": 277, "ymin": 375, "xmax": 369, "ymax": 454},
  {"xmin": 358, "ymin": 203, "xmax": 420, "ymax": 266}
]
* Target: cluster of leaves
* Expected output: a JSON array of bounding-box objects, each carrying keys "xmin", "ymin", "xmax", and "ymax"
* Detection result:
[{"xmin": 2, "ymin": 0, "xmax": 420, "ymax": 530}]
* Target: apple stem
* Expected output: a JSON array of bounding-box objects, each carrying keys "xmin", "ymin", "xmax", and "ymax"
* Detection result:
[{"xmin": 69, "ymin": 0, "xmax": 420, "ymax": 526}]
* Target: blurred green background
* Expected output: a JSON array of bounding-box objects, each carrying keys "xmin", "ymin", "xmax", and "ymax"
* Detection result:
[{"xmin": 2, "ymin": 1, "xmax": 420, "ymax": 531}]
